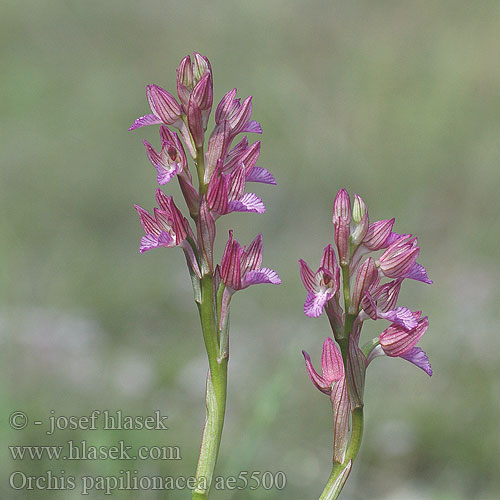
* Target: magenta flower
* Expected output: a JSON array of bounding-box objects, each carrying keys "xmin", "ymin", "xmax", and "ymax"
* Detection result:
[
  {"xmin": 215, "ymin": 89, "xmax": 262, "ymax": 138},
  {"xmin": 302, "ymin": 337, "xmax": 344, "ymax": 394},
  {"xmin": 130, "ymin": 52, "xmax": 279, "ymax": 500},
  {"xmin": 206, "ymin": 162, "xmax": 266, "ymax": 216},
  {"xmin": 220, "ymin": 231, "xmax": 280, "ymax": 292},
  {"xmin": 223, "ymin": 138, "xmax": 276, "ymax": 185},
  {"xmin": 143, "ymin": 126, "xmax": 190, "ymax": 185},
  {"xmin": 299, "ymin": 188, "xmax": 433, "ymax": 494},
  {"xmin": 135, "ymin": 190, "xmax": 188, "ymax": 252},
  {"xmin": 302, "ymin": 338, "xmax": 350, "ymax": 463},
  {"xmin": 379, "ymin": 311, "xmax": 429, "ymax": 357},
  {"xmin": 299, "ymin": 244, "xmax": 340, "ymax": 318},
  {"xmin": 378, "ymin": 312, "xmax": 432, "ymax": 376}
]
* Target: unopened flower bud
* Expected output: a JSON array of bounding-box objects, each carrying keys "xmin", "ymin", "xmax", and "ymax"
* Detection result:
[
  {"xmin": 352, "ymin": 194, "xmax": 367, "ymax": 224},
  {"xmin": 351, "ymin": 212, "xmax": 369, "ymax": 246},
  {"xmin": 332, "ymin": 188, "xmax": 351, "ymax": 223},
  {"xmin": 334, "ymin": 218, "xmax": 350, "ymax": 266}
]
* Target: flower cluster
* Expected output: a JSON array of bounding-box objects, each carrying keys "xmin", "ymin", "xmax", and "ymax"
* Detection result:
[
  {"xmin": 300, "ymin": 189, "xmax": 431, "ymax": 462},
  {"xmin": 130, "ymin": 52, "xmax": 280, "ymax": 304}
]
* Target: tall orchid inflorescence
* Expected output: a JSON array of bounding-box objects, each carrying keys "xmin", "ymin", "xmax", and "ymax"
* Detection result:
[
  {"xmin": 130, "ymin": 53, "xmax": 280, "ymax": 500},
  {"xmin": 300, "ymin": 189, "xmax": 432, "ymax": 500}
]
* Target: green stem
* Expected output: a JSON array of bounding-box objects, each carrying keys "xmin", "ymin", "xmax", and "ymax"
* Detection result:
[
  {"xmin": 193, "ymin": 275, "xmax": 228, "ymax": 499},
  {"xmin": 195, "ymin": 145, "xmax": 207, "ymax": 195},
  {"xmin": 319, "ymin": 262, "xmax": 364, "ymax": 499}
]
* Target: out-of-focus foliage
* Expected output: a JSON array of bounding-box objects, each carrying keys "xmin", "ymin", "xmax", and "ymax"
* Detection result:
[{"xmin": 2, "ymin": 1, "xmax": 500, "ymax": 498}]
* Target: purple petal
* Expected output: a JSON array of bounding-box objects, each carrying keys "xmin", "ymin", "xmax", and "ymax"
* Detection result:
[
  {"xmin": 245, "ymin": 166, "xmax": 277, "ymax": 185},
  {"xmin": 403, "ymin": 261, "xmax": 432, "ymax": 284},
  {"xmin": 380, "ymin": 306, "xmax": 419, "ymax": 330},
  {"xmin": 298, "ymin": 259, "xmax": 317, "ymax": 293},
  {"xmin": 157, "ymin": 231, "xmax": 175, "ymax": 248},
  {"xmin": 363, "ymin": 219, "xmax": 395, "ymax": 250},
  {"xmin": 227, "ymin": 193, "xmax": 265, "ymax": 213},
  {"xmin": 140, "ymin": 234, "xmax": 159, "ymax": 253},
  {"xmin": 304, "ymin": 290, "xmax": 330, "ymax": 318},
  {"xmin": 320, "ymin": 244, "xmax": 338, "ymax": 278},
  {"xmin": 321, "ymin": 337, "xmax": 344, "ymax": 384},
  {"xmin": 380, "ymin": 314, "xmax": 428, "ymax": 357},
  {"xmin": 242, "ymin": 267, "xmax": 281, "ymax": 288},
  {"xmin": 383, "ymin": 231, "xmax": 408, "ymax": 248},
  {"xmin": 135, "ymin": 205, "xmax": 160, "ymax": 236},
  {"xmin": 242, "ymin": 233, "xmax": 263, "ymax": 274},
  {"xmin": 155, "ymin": 164, "xmax": 179, "ymax": 185},
  {"xmin": 128, "ymin": 113, "xmax": 163, "ymax": 131},
  {"xmin": 302, "ymin": 350, "xmax": 330, "ymax": 394},
  {"xmin": 400, "ymin": 347, "xmax": 433, "ymax": 376},
  {"xmin": 240, "ymin": 120, "xmax": 262, "ymax": 134}
]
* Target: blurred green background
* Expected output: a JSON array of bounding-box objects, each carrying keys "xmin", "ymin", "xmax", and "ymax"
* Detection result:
[{"xmin": 2, "ymin": 1, "xmax": 500, "ymax": 498}]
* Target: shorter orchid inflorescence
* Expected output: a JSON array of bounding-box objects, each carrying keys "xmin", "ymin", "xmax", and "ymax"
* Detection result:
[
  {"xmin": 300, "ymin": 189, "xmax": 432, "ymax": 500},
  {"xmin": 130, "ymin": 52, "xmax": 279, "ymax": 500}
]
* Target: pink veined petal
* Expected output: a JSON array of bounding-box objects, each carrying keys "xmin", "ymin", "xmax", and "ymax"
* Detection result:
[
  {"xmin": 227, "ymin": 165, "xmax": 246, "ymax": 202},
  {"xmin": 128, "ymin": 113, "xmax": 163, "ymax": 131},
  {"xmin": 140, "ymin": 234, "xmax": 159, "ymax": 253},
  {"xmin": 380, "ymin": 314, "xmax": 428, "ymax": 357},
  {"xmin": 380, "ymin": 306, "xmax": 419, "ymax": 330},
  {"xmin": 215, "ymin": 89, "xmax": 238, "ymax": 124},
  {"xmin": 146, "ymin": 85, "xmax": 182, "ymax": 124},
  {"xmin": 205, "ymin": 121, "xmax": 231, "ymax": 182},
  {"xmin": 304, "ymin": 289, "xmax": 330, "ymax": 318},
  {"xmin": 242, "ymin": 267, "xmax": 281, "ymax": 288},
  {"xmin": 403, "ymin": 261, "xmax": 433, "ymax": 284},
  {"xmin": 321, "ymin": 337, "xmax": 344, "ymax": 384},
  {"xmin": 153, "ymin": 208, "xmax": 172, "ymax": 233},
  {"xmin": 361, "ymin": 291, "xmax": 378, "ymax": 320},
  {"xmin": 332, "ymin": 189, "xmax": 351, "ymax": 223},
  {"xmin": 240, "ymin": 120, "xmax": 262, "ymax": 134},
  {"xmin": 363, "ymin": 219, "xmax": 395, "ymax": 250},
  {"xmin": 245, "ymin": 166, "xmax": 277, "ymax": 185},
  {"xmin": 320, "ymin": 244, "xmax": 337, "ymax": 278},
  {"xmin": 383, "ymin": 231, "xmax": 408, "ymax": 248},
  {"xmin": 373, "ymin": 279, "xmax": 402, "ymax": 312},
  {"xmin": 135, "ymin": 205, "xmax": 161, "ymax": 236},
  {"xmin": 298, "ymin": 259, "xmax": 317, "ymax": 293},
  {"xmin": 207, "ymin": 168, "xmax": 229, "ymax": 215},
  {"xmin": 155, "ymin": 163, "xmax": 179, "ymax": 185},
  {"xmin": 236, "ymin": 140, "xmax": 261, "ymax": 174},
  {"xmin": 242, "ymin": 233, "xmax": 263, "ymax": 274},
  {"xmin": 224, "ymin": 137, "xmax": 249, "ymax": 168},
  {"xmin": 302, "ymin": 350, "xmax": 331, "ymax": 394},
  {"xmin": 227, "ymin": 193, "xmax": 265, "ymax": 213},
  {"xmin": 400, "ymin": 347, "xmax": 433, "ymax": 376},
  {"xmin": 157, "ymin": 231, "xmax": 175, "ymax": 248},
  {"xmin": 155, "ymin": 189, "xmax": 172, "ymax": 214},
  {"xmin": 334, "ymin": 217, "xmax": 350, "ymax": 265},
  {"xmin": 220, "ymin": 232, "xmax": 242, "ymax": 290},
  {"xmin": 187, "ymin": 99, "xmax": 204, "ymax": 147},
  {"xmin": 230, "ymin": 95, "xmax": 253, "ymax": 133}
]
